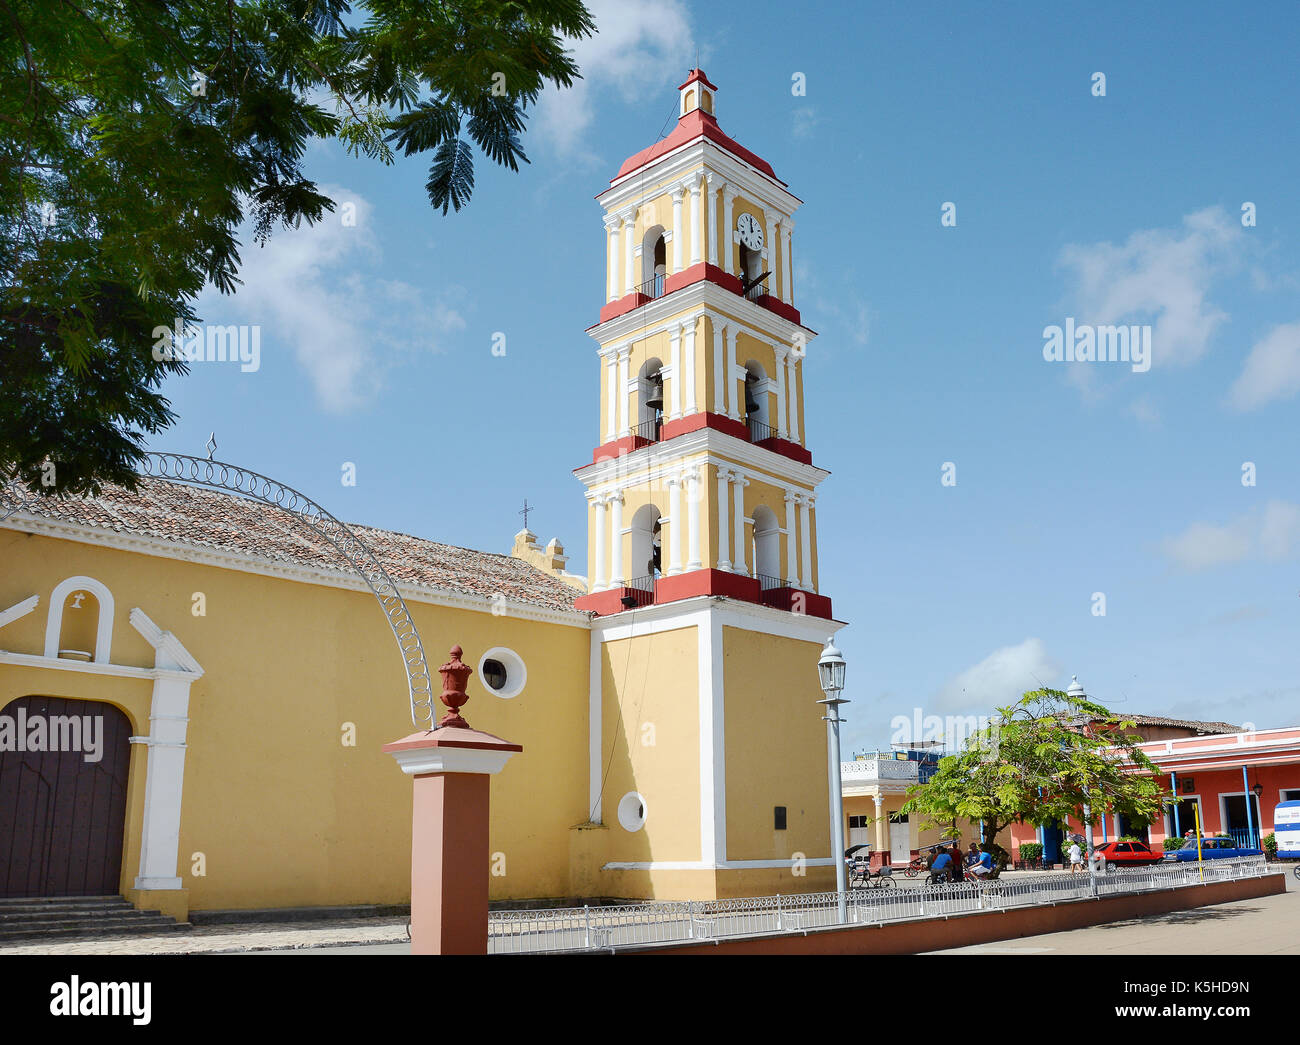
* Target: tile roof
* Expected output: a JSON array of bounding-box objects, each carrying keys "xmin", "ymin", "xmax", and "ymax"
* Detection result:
[
  {"xmin": 4, "ymin": 477, "xmax": 584, "ymax": 615},
  {"xmin": 1056, "ymin": 711, "xmax": 1241, "ymax": 735}
]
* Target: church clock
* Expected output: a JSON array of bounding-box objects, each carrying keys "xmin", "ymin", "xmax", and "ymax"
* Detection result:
[{"xmin": 736, "ymin": 212, "xmax": 764, "ymax": 250}]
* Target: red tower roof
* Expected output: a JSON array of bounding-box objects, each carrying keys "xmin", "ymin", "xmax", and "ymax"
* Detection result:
[{"xmin": 612, "ymin": 70, "xmax": 785, "ymax": 187}]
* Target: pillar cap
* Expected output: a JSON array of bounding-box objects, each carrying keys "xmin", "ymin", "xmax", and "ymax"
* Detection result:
[{"xmin": 383, "ymin": 726, "xmax": 523, "ymax": 777}]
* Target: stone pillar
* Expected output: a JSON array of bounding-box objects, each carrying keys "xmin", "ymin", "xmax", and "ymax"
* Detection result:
[
  {"xmin": 787, "ymin": 357, "xmax": 800, "ymax": 444},
  {"xmin": 712, "ymin": 320, "xmax": 726, "ymax": 414},
  {"xmin": 604, "ymin": 351, "xmax": 617, "ymax": 442},
  {"xmin": 706, "ymin": 175, "xmax": 718, "ymax": 267},
  {"xmin": 783, "ymin": 491, "xmax": 800, "ymax": 588},
  {"xmin": 783, "ymin": 220, "xmax": 794, "ymax": 302},
  {"xmin": 732, "ymin": 475, "xmax": 749, "ymax": 576},
  {"xmin": 724, "ymin": 325, "xmax": 738, "ymax": 418},
  {"xmin": 774, "ymin": 344, "xmax": 789, "ymax": 438},
  {"xmin": 383, "ymin": 646, "xmax": 521, "ymax": 955},
  {"xmin": 671, "ymin": 188, "xmax": 685, "ymax": 273},
  {"xmin": 605, "ymin": 217, "xmax": 620, "ymax": 302},
  {"xmin": 717, "ymin": 470, "xmax": 732, "ymax": 572},
  {"xmin": 683, "ymin": 319, "xmax": 697, "ymax": 415},
  {"xmin": 722, "ymin": 187, "xmax": 737, "ymax": 275},
  {"xmin": 873, "ymin": 793, "xmax": 886, "ymax": 869},
  {"xmin": 668, "ymin": 472, "xmax": 683, "ymax": 575},
  {"xmin": 686, "ymin": 467, "xmax": 701, "ymax": 570},
  {"xmin": 799, "ymin": 495, "xmax": 814, "ymax": 590},
  {"xmin": 608, "ymin": 491, "xmax": 624, "ymax": 588},
  {"xmin": 689, "ymin": 176, "xmax": 703, "ymax": 266},
  {"xmin": 668, "ymin": 325, "xmax": 682, "ymax": 419},
  {"xmin": 766, "ymin": 214, "xmax": 779, "ymax": 291},
  {"xmin": 617, "ymin": 345, "xmax": 631, "ymax": 438},
  {"xmin": 622, "ymin": 212, "xmax": 635, "ymax": 296},
  {"xmin": 592, "ymin": 494, "xmax": 607, "ymax": 591}
]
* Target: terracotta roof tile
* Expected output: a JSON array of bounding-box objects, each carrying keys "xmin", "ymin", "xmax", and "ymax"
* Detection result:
[{"xmin": 5, "ymin": 478, "xmax": 583, "ymax": 615}]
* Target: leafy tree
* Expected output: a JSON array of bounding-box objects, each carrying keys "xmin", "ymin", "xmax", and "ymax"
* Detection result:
[
  {"xmin": 0, "ymin": 0, "xmax": 594, "ymax": 498},
  {"xmin": 899, "ymin": 688, "xmax": 1167, "ymax": 870}
]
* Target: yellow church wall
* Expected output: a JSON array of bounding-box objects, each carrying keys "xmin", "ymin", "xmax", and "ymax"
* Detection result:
[
  {"xmin": 596, "ymin": 626, "xmax": 701, "ymax": 867},
  {"xmin": 721, "ymin": 626, "xmax": 830, "ymax": 871},
  {"xmin": 1, "ymin": 530, "xmax": 591, "ymax": 911}
]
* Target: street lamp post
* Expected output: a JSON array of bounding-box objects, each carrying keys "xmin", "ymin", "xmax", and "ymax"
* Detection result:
[{"xmin": 818, "ymin": 639, "xmax": 849, "ymax": 923}]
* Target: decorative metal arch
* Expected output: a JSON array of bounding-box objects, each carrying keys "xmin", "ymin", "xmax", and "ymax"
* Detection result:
[{"xmin": 0, "ymin": 456, "xmax": 435, "ymax": 729}]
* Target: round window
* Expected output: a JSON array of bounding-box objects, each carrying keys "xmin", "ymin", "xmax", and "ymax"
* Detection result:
[
  {"xmin": 618, "ymin": 791, "xmax": 647, "ymax": 832},
  {"xmin": 476, "ymin": 647, "xmax": 526, "ymax": 699}
]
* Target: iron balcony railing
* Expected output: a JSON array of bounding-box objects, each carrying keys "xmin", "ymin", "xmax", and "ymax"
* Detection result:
[
  {"xmin": 746, "ymin": 416, "xmax": 775, "ymax": 443},
  {"xmin": 637, "ymin": 274, "xmax": 665, "ymax": 300},
  {"xmin": 620, "ymin": 575, "xmax": 655, "ymax": 608},
  {"xmin": 743, "ymin": 280, "xmax": 769, "ymax": 302},
  {"xmin": 487, "ymin": 855, "xmax": 1269, "ymax": 954},
  {"xmin": 633, "ymin": 416, "xmax": 662, "ymax": 443},
  {"xmin": 756, "ymin": 573, "xmax": 784, "ymax": 591}
]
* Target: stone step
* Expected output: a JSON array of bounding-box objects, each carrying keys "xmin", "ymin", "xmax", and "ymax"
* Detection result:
[
  {"xmin": 0, "ymin": 895, "xmax": 124, "ymax": 909},
  {"xmin": 0, "ymin": 920, "xmax": 190, "ymax": 944},
  {"xmin": 0, "ymin": 894, "xmax": 190, "ymax": 944},
  {"xmin": 0, "ymin": 900, "xmax": 134, "ymax": 918}
]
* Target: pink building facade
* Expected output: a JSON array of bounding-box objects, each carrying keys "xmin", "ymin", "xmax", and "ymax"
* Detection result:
[{"xmin": 1009, "ymin": 727, "xmax": 1300, "ymax": 862}]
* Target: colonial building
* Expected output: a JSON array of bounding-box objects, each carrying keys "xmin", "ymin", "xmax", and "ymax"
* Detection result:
[{"xmin": 0, "ymin": 71, "xmax": 845, "ymax": 922}]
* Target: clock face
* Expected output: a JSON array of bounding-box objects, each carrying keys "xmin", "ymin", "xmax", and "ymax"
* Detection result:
[{"xmin": 736, "ymin": 213, "xmax": 764, "ymax": 250}]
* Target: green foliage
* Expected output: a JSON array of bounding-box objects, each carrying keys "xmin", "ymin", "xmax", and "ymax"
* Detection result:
[
  {"xmin": 900, "ymin": 688, "xmax": 1168, "ymax": 860},
  {"xmin": 1163, "ymin": 837, "xmax": 1186, "ymax": 851},
  {"xmin": 1018, "ymin": 841, "xmax": 1043, "ymax": 862},
  {"xmin": 1117, "ymin": 835, "xmax": 1144, "ymax": 843},
  {"xmin": 1, "ymin": 0, "xmax": 594, "ymax": 497},
  {"xmin": 1263, "ymin": 832, "xmax": 1277, "ymax": 859}
]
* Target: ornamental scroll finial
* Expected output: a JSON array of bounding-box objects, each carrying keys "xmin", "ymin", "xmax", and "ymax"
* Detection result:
[{"xmin": 437, "ymin": 645, "xmax": 473, "ymax": 729}]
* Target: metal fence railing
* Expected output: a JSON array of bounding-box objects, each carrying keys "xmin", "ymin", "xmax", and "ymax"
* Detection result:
[{"xmin": 486, "ymin": 856, "xmax": 1269, "ymax": 954}]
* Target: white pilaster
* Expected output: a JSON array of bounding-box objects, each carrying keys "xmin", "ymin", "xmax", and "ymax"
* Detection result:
[
  {"xmin": 799, "ymin": 495, "xmax": 814, "ymax": 591},
  {"xmin": 617, "ymin": 345, "xmax": 631, "ymax": 438},
  {"xmin": 724, "ymin": 325, "xmax": 738, "ymax": 418},
  {"xmin": 606, "ymin": 217, "xmax": 620, "ymax": 302},
  {"xmin": 608, "ymin": 491, "xmax": 624, "ymax": 588},
  {"xmin": 668, "ymin": 325, "xmax": 682, "ymax": 419},
  {"xmin": 671, "ymin": 188, "xmax": 685, "ymax": 273},
  {"xmin": 604, "ymin": 352, "xmax": 617, "ymax": 442},
  {"xmin": 706, "ymin": 174, "xmax": 718, "ymax": 267},
  {"xmin": 784, "ymin": 491, "xmax": 801, "ymax": 588},
  {"xmin": 683, "ymin": 319, "xmax": 697, "ymax": 415},
  {"xmin": 712, "ymin": 320, "xmax": 725, "ymax": 414},
  {"xmin": 622, "ymin": 211, "xmax": 635, "ymax": 296},
  {"xmin": 783, "ymin": 220, "xmax": 794, "ymax": 303},
  {"xmin": 732, "ymin": 475, "xmax": 749, "ymax": 576},
  {"xmin": 592, "ymin": 494, "xmax": 608, "ymax": 591},
  {"xmin": 668, "ymin": 473, "xmax": 683, "ymax": 575},
  {"xmin": 689, "ymin": 175, "xmax": 703, "ymax": 266},
  {"xmin": 774, "ymin": 343, "xmax": 789, "ymax": 438},
  {"xmin": 716, "ymin": 470, "xmax": 732, "ymax": 572},
  {"xmin": 722, "ymin": 188, "xmax": 737, "ymax": 275},
  {"xmin": 787, "ymin": 357, "xmax": 800, "ymax": 444},
  {"xmin": 686, "ymin": 467, "xmax": 702, "ymax": 570},
  {"xmin": 766, "ymin": 214, "xmax": 779, "ymax": 291}
]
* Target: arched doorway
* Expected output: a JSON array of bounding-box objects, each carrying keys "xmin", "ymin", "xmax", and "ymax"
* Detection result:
[
  {"xmin": 752, "ymin": 504, "xmax": 781, "ymax": 587},
  {"xmin": 0, "ymin": 696, "xmax": 133, "ymax": 897}
]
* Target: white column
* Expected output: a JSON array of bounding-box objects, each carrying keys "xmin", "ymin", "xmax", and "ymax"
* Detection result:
[
  {"xmin": 783, "ymin": 220, "xmax": 794, "ymax": 303},
  {"xmin": 712, "ymin": 319, "xmax": 725, "ymax": 414},
  {"xmin": 784, "ymin": 491, "xmax": 801, "ymax": 588},
  {"xmin": 604, "ymin": 351, "xmax": 617, "ymax": 442},
  {"xmin": 684, "ymin": 319, "xmax": 697, "ymax": 415},
  {"xmin": 617, "ymin": 345, "xmax": 631, "ymax": 438},
  {"xmin": 686, "ymin": 467, "xmax": 702, "ymax": 570},
  {"xmin": 717, "ymin": 470, "xmax": 732, "ymax": 572},
  {"xmin": 724, "ymin": 325, "xmax": 738, "ymax": 418},
  {"xmin": 787, "ymin": 357, "xmax": 800, "ymax": 444},
  {"xmin": 622, "ymin": 212, "xmax": 635, "ymax": 296},
  {"xmin": 606, "ymin": 218, "xmax": 620, "ymax": 302},
  {"xmin": 799, "ymin": 495, "xmax": 814, "ymax": 591},
  {"xmin": 774, "ymin": 344, "xmax": 789, "ymax": 438},
  {"xmin": 706, "ymin": 175, "xmax": 718, "ymax": 266},
  {"xmin": 732, "ymin": 475, "xmax": 749, "ymax": 576},
  {"xmin": 133, "ymin": 679, "xmax": 192, "ymax": 890},
  {"xmin": 690, "ymin": 175, "xmax": 703, "ymax": 266},
  {"xmin": 668, "ymin": 325, "xmax": 682, "ymax": 419},
  {"xmin": 668, "ymin": 473, "xmax": 683, "ymax": 575},
  {"xmin": 608, "ymin": 491, "xmax": 624, "ymax": 588},
  {"xmin": 766, "ymin": 214, "xmax": 779, "ymax": 292},
  {"xmin": 722, "ymin": 188, "xmax": 737, "ymax": 275},
  {"xmin": 671, "ymin": 188, "xmax": 685, "ymax": 273},
  {"xmin": 592, "ymin": 494, "xmax": 607, "ymax": 591}
]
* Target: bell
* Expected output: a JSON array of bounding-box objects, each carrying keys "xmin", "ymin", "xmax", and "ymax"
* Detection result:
[
  {"xmin": 745, "ymin": 395, "xmax": 759, "ymax": 414},
  {"xmin": 645, "ymin": 393, "xmax": 664, "ymax": 411}
]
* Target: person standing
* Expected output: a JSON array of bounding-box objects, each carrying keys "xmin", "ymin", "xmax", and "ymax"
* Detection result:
[{"xmin": 1068, "ymin": 839, "xmax": 1084, "ymax": 875}]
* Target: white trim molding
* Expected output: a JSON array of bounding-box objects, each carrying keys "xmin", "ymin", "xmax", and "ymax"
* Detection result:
[{"xmin": 44, "ymin": 576, "xmax": 115, "ymax": 662}]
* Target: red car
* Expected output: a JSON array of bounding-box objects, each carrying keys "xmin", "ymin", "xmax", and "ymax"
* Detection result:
[{"xmin": 1093, "ymin": 840, "xmax": 1163, "ymax": 870}]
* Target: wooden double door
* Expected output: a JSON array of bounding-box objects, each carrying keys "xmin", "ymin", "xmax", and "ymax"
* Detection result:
[{"xmin": 0, "ymin": 696, "xmax": 132, "ymax": 897}]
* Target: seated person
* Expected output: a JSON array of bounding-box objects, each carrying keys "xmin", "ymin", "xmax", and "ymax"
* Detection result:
[
  {"xmin": 930, "ymin": 850, "xmax": 953, "ymax": 880},
  {"xmin": 968, "ymin": 848, "xmax": 995, "ymax": 876}
]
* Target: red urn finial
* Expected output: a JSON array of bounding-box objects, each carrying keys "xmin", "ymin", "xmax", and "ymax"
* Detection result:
[{"xmin": 437, "ymin": 645, "xmax": 473, "ymax": 729}]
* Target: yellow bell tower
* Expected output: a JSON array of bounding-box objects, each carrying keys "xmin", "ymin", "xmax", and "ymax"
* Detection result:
[{"xmin": 571, "ymin": 71, "xmax": 844, "ymax": 902}]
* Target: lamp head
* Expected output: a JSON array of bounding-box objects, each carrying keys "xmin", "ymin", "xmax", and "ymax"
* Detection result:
[{"xmin": 818, "ymin": 638, "xmax": 846, "ymax": 695}]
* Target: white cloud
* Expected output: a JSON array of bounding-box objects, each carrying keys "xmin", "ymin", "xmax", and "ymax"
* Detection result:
[
  {"xmin": 1162, "ymin": 500, "xmax": 1300, "ymax": 571},
  {"xmin": 1056, "ymin": 206, "xmax": 1243, "ymax": 373},
  {"xmin": 1228, "ymin": 320, "xmax": 1300, "ymax": 410},
  {"xmin": 532, "ymin": 0, "xmax": 694, "ymax": 159},
  {"xmin": 792, "ymin": 106, "xmax": 821, "ymax": 140},
  {"xmin": 197, "ymin": 187, "xmax": 465, "ymax": 412},
  {"xmin": 933, "ymin": 638, "xmax": 1061, "ymax": 714}
]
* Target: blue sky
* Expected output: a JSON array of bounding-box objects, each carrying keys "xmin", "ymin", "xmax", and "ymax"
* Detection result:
[{"xmin": 159, "ymin": 1, "xmax": 1300, "ymax": 752}]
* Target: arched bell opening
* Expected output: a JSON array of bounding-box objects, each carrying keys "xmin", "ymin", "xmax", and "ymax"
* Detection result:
[
  {"xmin": 640, "ymin": 225, "xmax": 666, "ymax": 298},
  {"xmin": 752, "ymin": 504, "xmax": 781, "ymax": 589},
  {"xmin": 636, "ymin": 358, "xmax": 665, "ymax": 441},
  {"xmin": 744, "ymin": 361, "xmax": 771, "ymax": 441},
  {"xmin": 630, "ymin": 503, "xmax": 664, "ymax": 590}
]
